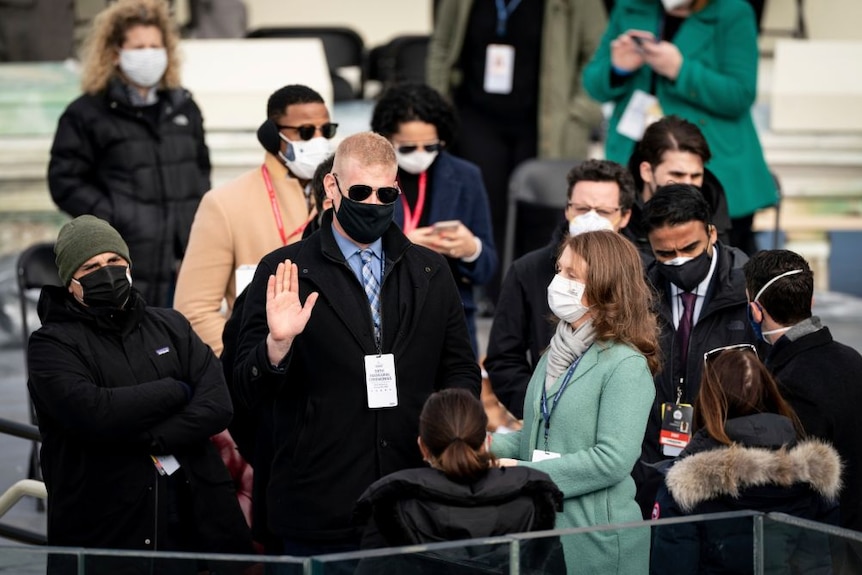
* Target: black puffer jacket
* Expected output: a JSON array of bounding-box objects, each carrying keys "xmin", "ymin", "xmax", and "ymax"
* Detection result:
[
  {"xmin": 27, "ymin": 286, "xmax": 253, "ymax": 571},
  {"xmin": 48, "ymin": 78, "xmax": 211, "ymax": 307},
  {"xmin": 651, "ymin": 414, "xmax": 841, "ymax": 575},
  {"xmin": 355, "ymin": 466, "xmax": 565, "ymax": 574}
]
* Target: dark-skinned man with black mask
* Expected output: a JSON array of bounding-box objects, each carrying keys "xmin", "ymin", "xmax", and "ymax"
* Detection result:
[{"xmin": 633, "ymin": 185, "xmax": 760, "ymax": 519}]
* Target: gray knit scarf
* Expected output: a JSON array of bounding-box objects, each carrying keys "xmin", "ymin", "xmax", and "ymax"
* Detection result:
[{"xmin": 545, "ymin": 319, "xmax": 597, "ymax": 391}]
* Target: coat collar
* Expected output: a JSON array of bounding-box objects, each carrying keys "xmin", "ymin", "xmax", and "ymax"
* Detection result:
[
  {"xmin": 767, "ymin": 325, "xmax": 834, "ymax": 372},
  {"xmin": 303, "ymin": 210, "xmax": 434, "ymax": 354}
]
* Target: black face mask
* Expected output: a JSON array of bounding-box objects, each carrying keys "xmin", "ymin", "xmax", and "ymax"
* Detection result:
[
  {"xmin": 74, "ymin": 265, "xmax": 132, "ymax": 309},
  {"xmin": 657, "ymin": 249, "xmax": 712, "ymax": 292},
  {"xmin": 334, "ymin": 197, "xmax": 395, "ymax": 245}
]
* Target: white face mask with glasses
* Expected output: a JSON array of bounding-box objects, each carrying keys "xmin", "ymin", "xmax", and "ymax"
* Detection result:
[
  {"xmin": 569, "ymin": 210, "xmax": 615, "ymax": 237},
  {"xmin": 279, "ymin": 135, "xmax": 332, "ymax": 180}
]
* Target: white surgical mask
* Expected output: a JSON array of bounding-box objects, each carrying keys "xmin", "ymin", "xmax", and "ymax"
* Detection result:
[
  {"xmin": 395, "ymin": 149, "xmax": 438, "ymax": 175},
  {"xmin": 118, "ymin": 48, "xmax": 167, "ymax": 88},
  {"xmin": 547, "ymin": 274, "xmax": 590, "ymax": 324},
  {"xmin": 279, "ymin": 136, "xmax": 332, "ymax": 180},
  {"xmin": 569, "ymin": 210, "xmax": 614, "ymax": 237}
]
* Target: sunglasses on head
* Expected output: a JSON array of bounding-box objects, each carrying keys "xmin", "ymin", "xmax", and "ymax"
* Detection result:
[
  {"xmin": 277, "ymin": 122, "xmax": 338, "ymax": 141},
  {"xmin": 396, "ymin": 142, "xmax": 443, "ymax": 155},
  {"xmin": 333, "ymin": 174, "xmax": 401, "ymax": 204},
  {"xmin": 703, "ymin": 343, "xmax": 758, "ymax": 364}
]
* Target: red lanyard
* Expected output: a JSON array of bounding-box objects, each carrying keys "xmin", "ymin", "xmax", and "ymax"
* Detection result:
[
  {"xmin": 261, "ymin": 164, "xmax": 310, "ymax": 245},
  {"xmin": 399, "ymin": 171, "xmax": 427, "ymax": 235}
]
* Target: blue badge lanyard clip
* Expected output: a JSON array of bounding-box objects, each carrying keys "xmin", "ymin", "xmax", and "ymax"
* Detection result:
[
  {"xmin": 495, "ymin": 0, "xmax": 523, "ymax": 37},
  {"xmin": 540, "ymin": 354, "xmax": 583, "ymax": 452}
]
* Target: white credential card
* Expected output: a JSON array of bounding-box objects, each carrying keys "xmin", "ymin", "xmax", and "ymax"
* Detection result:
[
  {"xmin": 484, "ymin": 44, "xmax": 516, "ymax": 95},
  {"xmin": 365, "ymin": 353, "xmax": 398, "ymax": 409}
]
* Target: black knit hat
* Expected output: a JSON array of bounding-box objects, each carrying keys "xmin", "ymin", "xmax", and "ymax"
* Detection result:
[{"xmin": 55, "ymin": 215, "xmax": 132, "ymax": 285}]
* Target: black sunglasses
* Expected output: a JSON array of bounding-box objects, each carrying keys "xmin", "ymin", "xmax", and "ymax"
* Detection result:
[
  {"xmin": 277, "ymin": 122, "xmax": 338, "ymax": 141},
  {"xmin": 703, "ymin": 343, "xmax": 758, "ymax": 364},
  {"xmin": 396, "ymin": 142, "xmax": 443, "ymax": 154},
  {"xmin": 333, "ymin": 174, "xmax": 400, "ymax": 205}
]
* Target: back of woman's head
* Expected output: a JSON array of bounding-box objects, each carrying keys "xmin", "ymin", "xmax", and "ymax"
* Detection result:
[
  {"xmin": 696, "ymin": 348, "xmax": 802, "ymax": 444},
  {"xmin": 420, "ymin": 389, "xmax": 494, "ymax": 483},
  {"xmin": 563, "ymin": 231, "xmax": 661, "ymax": 374}
]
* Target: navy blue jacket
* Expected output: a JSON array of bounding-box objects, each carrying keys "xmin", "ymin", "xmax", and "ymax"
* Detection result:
[{"xmin": 393, "ymin": 151, "xmax": 497, "ymax": 353}]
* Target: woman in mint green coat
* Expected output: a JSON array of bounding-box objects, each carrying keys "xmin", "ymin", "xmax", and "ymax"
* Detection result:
[
  {"xmin": 492, "ymin": 230, "xmax": 660, "ymax": 574},
  {"xmin": 582, "ymin": 0, "xmax": 777, "ymax": 253}
]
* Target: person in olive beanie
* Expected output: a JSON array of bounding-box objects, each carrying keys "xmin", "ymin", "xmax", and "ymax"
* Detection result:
[
  {"xmin": 28, "ymin": 217, "xmax": 255, "ymax": 569},
  {"xmin": 55, "ymin": 215, "xmax": 132, "ymax": 286}
]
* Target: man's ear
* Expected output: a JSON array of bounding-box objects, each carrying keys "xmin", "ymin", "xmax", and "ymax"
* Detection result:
[
  {"xmin": 749, "ymin": 301, "xmax": 764, "ymax": 323},
  {"xmin": 639, "ymin": 161, "xmax": 654, "ymax": 186}
]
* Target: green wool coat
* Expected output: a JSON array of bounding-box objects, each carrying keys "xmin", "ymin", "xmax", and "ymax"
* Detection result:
[
  {"xmin": 582, "ymin": 0, "xmax": 777, "ymax": 218},
  {"xmin": 492, "ymin": 340, "xmax": 654, "ymax": 575}
]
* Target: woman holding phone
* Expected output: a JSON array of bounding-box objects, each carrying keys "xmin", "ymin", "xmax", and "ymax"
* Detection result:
[
  {"xmin": 371, "ymin": 82, "xmax": 497, "ymax": 355},
  {"xmin": 583, "ymin": 0, "xmax": 777, "ymax": 255}
]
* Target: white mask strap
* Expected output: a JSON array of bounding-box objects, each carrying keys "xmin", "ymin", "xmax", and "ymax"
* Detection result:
[{"xmin": 753, "ymin": 269, "xmax": 804, "ymax": 302}]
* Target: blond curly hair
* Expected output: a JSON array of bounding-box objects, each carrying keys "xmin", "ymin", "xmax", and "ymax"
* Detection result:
[{"xmin": 80, "ymin": 0, "xmax": 181, "ymax": 95}]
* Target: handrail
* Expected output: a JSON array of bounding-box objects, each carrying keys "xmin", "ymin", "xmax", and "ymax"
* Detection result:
[
  {"xmin": 0, "ymin": 417, "xmax": 40, "ymax": 442},
  {"xmin": 0, "ymin": 479, "xmax": 46, "ymax": 518}
]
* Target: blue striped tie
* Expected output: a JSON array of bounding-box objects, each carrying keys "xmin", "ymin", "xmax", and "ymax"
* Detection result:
[{"xmin": 360, "ymin": 249, "xmax": 381, "ymax": 341}]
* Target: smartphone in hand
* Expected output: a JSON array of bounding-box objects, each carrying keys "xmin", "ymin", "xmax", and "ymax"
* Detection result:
[{"xmin": 433, "ymin": 220, "xmax": 460, "ymax": 234}]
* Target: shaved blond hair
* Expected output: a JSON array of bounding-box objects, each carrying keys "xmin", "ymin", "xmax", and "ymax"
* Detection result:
[{"xmin": 333, "ymin": 132, "xmax": 396, "ymax": 174}]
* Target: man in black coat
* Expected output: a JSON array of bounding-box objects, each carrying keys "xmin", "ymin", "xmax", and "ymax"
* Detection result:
[
  {"xmin": 231, "ymin": 132, "xmax": 480, "ymax": 555},
  {"xmin": 634, "ymin": 185, "xmax": 761, "ymax": 518},
  {"xmin": 27, "ymin": 215, "xmax": 253, "ymax": 573},
  {"xmin": 744, "ymin": 250, "xmax": 862, "ymax": 539}
]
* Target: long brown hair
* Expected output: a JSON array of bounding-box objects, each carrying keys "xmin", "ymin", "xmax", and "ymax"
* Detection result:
[
  {"xmin": 420, "ymin": 389, "xmax": 495, "ymax": 483},
  {"xmin": 81, "ymin": 0, "xmax": 181, "ymax": 94},
  {"xmin": 695, "ymin": 349, "xmax": 804, "ymax": 445},
  {"xmin": 561, "ymin": 231, "xmax": 662, "ymax": 374}
]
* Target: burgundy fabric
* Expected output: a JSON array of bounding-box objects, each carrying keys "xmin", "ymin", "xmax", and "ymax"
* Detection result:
[{"xmin": 677, "ymin": 292, "xmax": 697, "ymax": 366}]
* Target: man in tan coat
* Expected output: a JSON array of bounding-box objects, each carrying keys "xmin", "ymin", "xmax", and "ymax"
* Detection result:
[{"xmin": 174, "ymin": 84, "xmax": 335, "ymax": 355}]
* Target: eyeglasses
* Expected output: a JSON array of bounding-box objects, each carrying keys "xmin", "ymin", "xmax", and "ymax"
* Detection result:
[
  {"xmin": 333, "ymin": 174, "xmax": 401, "ymax": 205},
  {"xmin": 396, "ymin": 142, "xmax": 443, "ymax": 154},
  {"xmin": 703, "ymin": 343, "xmax": 758, "ymax": 364},
  {"xmin": 276, "ymin": 123, "xmax": 338, "ymax": 140},
  {"xmin": 567, "ymin": 203, "xmax": 622, "ymax": 218}
]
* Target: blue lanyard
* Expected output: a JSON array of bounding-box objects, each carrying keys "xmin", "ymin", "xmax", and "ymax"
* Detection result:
[
  {"xmin": 540, "ymin": 353, "xmax": 584, "ymax": 452},
  {"xmin": 494, "ymin": 0, "xmax": 523, "ymax": 36}
]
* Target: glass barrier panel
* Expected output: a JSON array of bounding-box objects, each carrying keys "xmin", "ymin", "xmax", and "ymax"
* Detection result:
[
  {"xmin": 764, "ymin": 513, "xmax": 862, "ymax": 575},
  {"xmin": 649, "ymin": 511, "xmax": 760, "ymax": 575},
  {"xmin": 308, "ymin": 537, "xmax": 515, "ymax": 575}
]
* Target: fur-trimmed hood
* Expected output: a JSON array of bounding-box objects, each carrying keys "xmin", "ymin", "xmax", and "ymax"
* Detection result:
[{"xmin": 666, "ymin": 439, "xmax": 842, "ymax": 513}]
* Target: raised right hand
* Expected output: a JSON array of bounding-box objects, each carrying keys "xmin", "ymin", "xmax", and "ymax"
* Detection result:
[{"xmin": 265, "ymin": 259, "xmax": 318, "ymax": 365}]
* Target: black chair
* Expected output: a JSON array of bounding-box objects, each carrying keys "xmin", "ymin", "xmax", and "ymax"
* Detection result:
[
  {"xmin": 502, "ymin": 158, "xmax": 582, "ymax": 274},
  {"xmin": 17, "ymin": 242, "xmax": 60, "ymax": 505},
  {"xmin": 367, "ymin": 34, "xmax": 430, "ymax": 90},
  {"xmin": 245, "ymin": 26, "xmax": 366, "ymax": 100}
]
